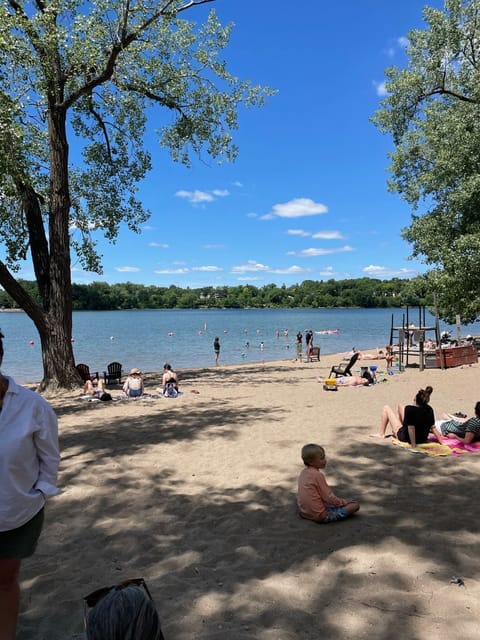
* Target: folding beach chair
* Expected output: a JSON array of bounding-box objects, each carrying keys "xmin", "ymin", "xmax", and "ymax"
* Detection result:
[{"xmin": 329, "ymin": 352, "xmax": 360, "ymax": 378}]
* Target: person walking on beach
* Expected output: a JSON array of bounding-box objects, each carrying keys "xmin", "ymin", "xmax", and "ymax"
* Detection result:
[
  {"xmin": 297, "ymin": 444, "xmax": 359, "ymax": 523},
  {"xmin": 213, "ymin": 336, "xmax": 220, "ymax": 366},
  {"xmin": 0, "ymin": 329, "xmax": 61, "ymax": 639}
]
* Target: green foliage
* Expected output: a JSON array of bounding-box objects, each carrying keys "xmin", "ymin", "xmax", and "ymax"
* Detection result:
[
  {"xmin": 372, "ymin": 0, "xmax": 480, "ymax": 323},
  {"xmin": 0, "ymin": 277, "xmax": 417, "ymax": 311},
  {"xmin": 0, "ymin": 0, "xmax": 274, "ymax": 273}
]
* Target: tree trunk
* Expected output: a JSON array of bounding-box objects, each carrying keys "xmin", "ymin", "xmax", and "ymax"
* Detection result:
[{"xmin": 38, "ymin": 312, "xmax": 79, "ymax": 391}]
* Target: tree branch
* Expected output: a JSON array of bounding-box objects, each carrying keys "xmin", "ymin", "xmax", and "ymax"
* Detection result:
[
  {"xmin": 17, "ymin": 182, "xmax": 51, "ymax": 309},
  {"xmin": 61, "ymin": 0, "xmax": 215, "ymax": 110},
  {"xmin": 87, "ymin": 97, "xmax": 112, "ymax": 159},
  {"xmin": 7, "ymin": 0, "xmax": 46, "ymax": 58},
  {"xmin": 419, "ymin": 86, "xmax": 478, "ymax": 104},
  {"xmin": 0, "ymin": 261, "xmax": 46, "ymax": 326}
]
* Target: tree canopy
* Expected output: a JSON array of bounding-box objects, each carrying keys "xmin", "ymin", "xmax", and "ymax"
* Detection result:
[
  {"xmin": 0, "ymin": 277, "xmax": 423, "ymax": 311},
  {"xmin": 0, "ymin": 0, "xmax": 273, "ymax": 388},
  {"xmin": 372, "ymin": 0, "xmax": 480, "ymax": 323}
]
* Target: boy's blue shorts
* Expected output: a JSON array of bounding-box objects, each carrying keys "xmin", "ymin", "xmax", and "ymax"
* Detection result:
[{"xmin": 321, "ymin": 505, "xmax": 348, "ymax": 523}]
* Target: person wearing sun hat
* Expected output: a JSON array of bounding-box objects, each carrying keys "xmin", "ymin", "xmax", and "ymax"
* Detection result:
[{"xmin": 123, "ymin": 368, "xmax": 144, "ymax": 398}]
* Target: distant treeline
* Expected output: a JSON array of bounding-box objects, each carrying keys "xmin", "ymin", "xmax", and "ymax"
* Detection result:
[{"xmin": 0, "ymin": 278, "xmax": 427, "ymax": 311}]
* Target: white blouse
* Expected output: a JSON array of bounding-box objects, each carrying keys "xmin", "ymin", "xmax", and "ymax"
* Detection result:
[{"xmin": 0, "ymin": 376, "xmax": 61, "ymax": 532}]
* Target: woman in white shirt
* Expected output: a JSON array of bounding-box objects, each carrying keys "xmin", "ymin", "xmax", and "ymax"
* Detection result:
[{"xmin": 0, "ymin": 330, "xmax": 61, "ymax": 639}]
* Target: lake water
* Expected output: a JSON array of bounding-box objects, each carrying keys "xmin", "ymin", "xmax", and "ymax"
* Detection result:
[{"xmin": 0, "ymin": 307, "xmax": 476, "ymax": 382}]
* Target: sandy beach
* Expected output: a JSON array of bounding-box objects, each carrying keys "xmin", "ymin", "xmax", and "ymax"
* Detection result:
[{"xmin": 16, "ymin": 352, "xmax": 480, "ymax": 640}]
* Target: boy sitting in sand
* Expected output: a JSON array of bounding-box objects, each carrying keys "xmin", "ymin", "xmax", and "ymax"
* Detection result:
[{"xmin": 297, "ymin": 444, "xmax": 360, "ymax": 523}]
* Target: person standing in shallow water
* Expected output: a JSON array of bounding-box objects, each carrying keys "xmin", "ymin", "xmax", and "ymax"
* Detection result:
[
  {"xmin": 214, "ymin": 336, "xmax": 220, "ymax": 366},
  {"xmin": 0, "ymin": 329, "xmax": 61, "ymax": 639},
  {"xmin": 296, "ymin": 331, "xmax": 303, "ymax": 361}
]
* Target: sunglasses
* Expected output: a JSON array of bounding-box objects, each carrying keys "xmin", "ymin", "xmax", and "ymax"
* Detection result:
[{"xmin": 83, "ymin": 577, "xmax": 153, "ymax": 629}]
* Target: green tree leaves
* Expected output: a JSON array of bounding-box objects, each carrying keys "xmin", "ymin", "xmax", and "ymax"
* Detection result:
[{"xmin": 373, "ymin": 0, "xmax": 480, "ymax": 323}]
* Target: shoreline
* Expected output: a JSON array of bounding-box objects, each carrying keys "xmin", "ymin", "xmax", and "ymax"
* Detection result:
[{"xmin": 27, "ymin": 348, "xmax": 391, "ymax": 390}]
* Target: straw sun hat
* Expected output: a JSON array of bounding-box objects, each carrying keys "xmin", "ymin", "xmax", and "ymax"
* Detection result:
[{"xmin": 129, "ymin": 367, "xmax": 142, "ymax": 375}]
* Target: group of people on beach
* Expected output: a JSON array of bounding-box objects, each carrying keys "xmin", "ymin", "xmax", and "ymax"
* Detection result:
[
  {"xmin": 297, "ymin": 385, "xmax": 480, "ymax": 528},
  {"xmin": 84, "ymin": 364, "xmax": 180, "ymax": 400},
  {"xmin": 3, "ymin": 318, "xmax": 480, "ymax": 639}
]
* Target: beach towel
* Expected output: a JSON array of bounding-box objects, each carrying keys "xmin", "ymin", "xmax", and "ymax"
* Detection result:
[
  {"xmin": 392, "ymin": 439, "xmax": 453, "ymax": 456},
  {"xmin": 392, "ymin": 435, "xmax": 480, "ymax": 456}
]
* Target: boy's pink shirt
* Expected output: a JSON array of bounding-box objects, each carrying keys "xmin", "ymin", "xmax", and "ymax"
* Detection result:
[{"xmin": 297, "ymin": 465, "xmax": 347, "ymax": 521}]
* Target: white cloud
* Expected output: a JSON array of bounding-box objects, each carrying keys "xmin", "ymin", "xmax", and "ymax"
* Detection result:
[
  {"xmin": 312, "ymin": 231, "xmax": 344, "ymax": 240},
  {"xmin": 149, "ymin": 242, "xmax": 169, "ymax": 248},
  {"xmin": 287, "ymin": 229, "xmax": 311, "ymax": 237},
  {"xmin": 233, "ymin": 180, "xmax": 243, "ymax": 187},
  {"xmin": 373, "ymin": 81, "xmax": 388, "ymax": 97},
  {"xmin": 154, "ymin": 268, "xmax": 190, "ymax": 275},
  {"xmin": 69, "ymin": 221, "xmax": 95, "ymax": 231},
  {"xmin": 191, "ymin": 266, "xmax": 223, "ymax": 272},
  {"xmin": 287, "ymin": 246, "xmax": 353, "ymax": 257},
  {"xmin": 261, "ymin": 198, "xmax": 328, "ymax": 220},
  {"xmin": 237, "ymin": 276, "xmax": 262, "ymax": 281},
  {"xmin": 246, "ymin": 212, "xmax": 258, "ymax": 218},
  {"xmin": 115, "ymin": 266, "xmax": 141, "ymax": 272},
  {"xmin": 202, "ymin": 244, "xmax": 225, "ymax": 249},
  {"xmin": 268, "ymin": 265, "xmax": 309, "ymax": 275},
  {"xmin": 318, "ymin": 266, "xmax": 338, "ymax": 277},
  {"xmin": 175, "ymin": 188, "xmax": 230, "ymax": 204},
  {"xmin": 175, "ymin": 190, "xmax": 214, "ymax": 204},
  {"xmin": 384, "ymin": 36, "xmax": 409, "ymax": 58},
  {"xmin": 362, "ymin": 265, "xmax": 416, "ymax": 278},
  {"xmin": 231, "ymin": 260, "xmax": 269, "ymax": 273}
]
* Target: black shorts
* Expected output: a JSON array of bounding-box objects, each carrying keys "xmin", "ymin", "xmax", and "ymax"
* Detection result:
[{"xmin": 0, "ymin": 508, "xmax": 45, "ymax": 560}]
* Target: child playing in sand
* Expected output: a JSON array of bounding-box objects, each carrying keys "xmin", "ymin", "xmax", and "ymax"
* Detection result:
[{"xmin": 297, "ymin": 444, "xmax": 360, "ymax": 523}]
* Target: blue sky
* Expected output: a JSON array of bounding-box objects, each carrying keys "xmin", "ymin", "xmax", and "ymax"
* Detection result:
[{"xmin": 23, "ymin": 1, "xmax": 445, "ymax": 288}]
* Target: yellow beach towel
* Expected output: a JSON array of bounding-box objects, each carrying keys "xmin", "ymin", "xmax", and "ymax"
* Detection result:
[{"xmin": 392, "ymin": 439, "xmax": 454, "ymax": 456}]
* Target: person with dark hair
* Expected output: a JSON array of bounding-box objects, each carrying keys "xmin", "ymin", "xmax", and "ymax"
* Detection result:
[
  {"xmin": 295, "ymin": 331, "xmax": 303, "ymax": 361},
  {"xmin": 85, "ymin": 583, "xmax": 165, "ymax": 640},
  {"xmin": 213, "ymin": 336, "xmax": 220, "ymax": 366},
  {"xmin": 305, "ymin": 329, "xmax": 313, "ymax": 360},
  {"xmin": 161, "ymin": 364, "xmax": 178, "ymax": 396},
  {"xmin": 371, "ymin": 386, "xmax": 441, "ymax": 447},
  {"xmin": 434, "ymin": 402, "xmax": 480, "ymax": 444},
  {"xmin": 0, "ymin": 329, "xmax": 60, "ymax": 639}
]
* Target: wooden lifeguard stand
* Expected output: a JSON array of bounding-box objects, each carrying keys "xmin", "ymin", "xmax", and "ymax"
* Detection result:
[{"xmin": 389, "ymin": 305, "xmax": 442, "ymax": 370}]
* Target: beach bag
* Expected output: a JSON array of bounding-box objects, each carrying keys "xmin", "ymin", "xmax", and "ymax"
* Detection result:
[
  {"xmin": 99, "ymin": 392, "xmax": 112, "ymax": 401},
  {"xmin": 164, "ymin": 383, "xmax": 178, "ymax": 398}
]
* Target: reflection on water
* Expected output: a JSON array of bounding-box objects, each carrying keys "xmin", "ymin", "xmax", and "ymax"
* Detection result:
[{"xmin": 0, "ymin": 307, "xmax": 475, "ymax": 383}]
